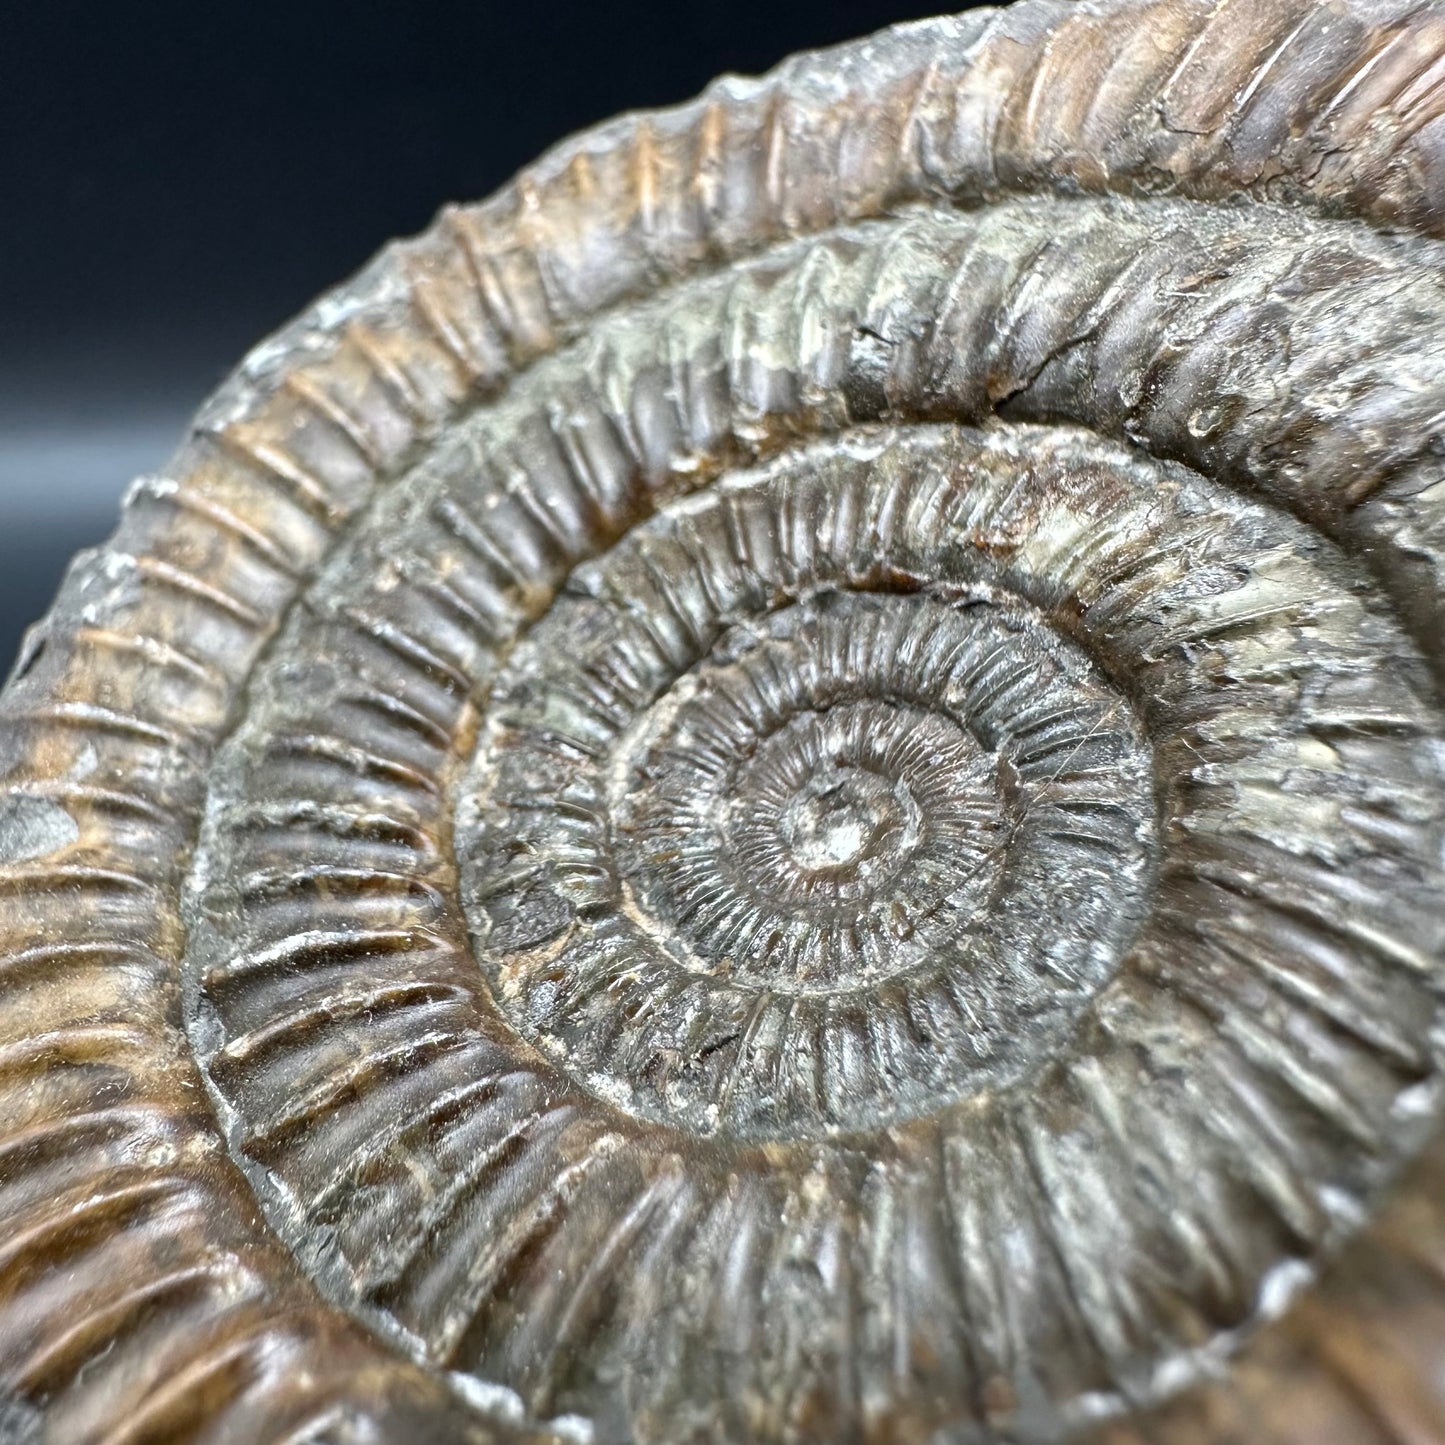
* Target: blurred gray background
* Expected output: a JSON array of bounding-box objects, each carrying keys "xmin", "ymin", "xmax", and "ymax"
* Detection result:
[{"xmin": 1, "ymin": 0, "xmax": 952, "ymax": 671}]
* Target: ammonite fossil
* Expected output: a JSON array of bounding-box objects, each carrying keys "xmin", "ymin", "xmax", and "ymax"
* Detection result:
[{"xmin": 7, "ymin": 1, "xmax": 1445, "ymax": 1440}]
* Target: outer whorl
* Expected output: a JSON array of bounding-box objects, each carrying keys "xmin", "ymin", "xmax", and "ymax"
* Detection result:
[{"xmin": 6, "ymin": 3, "xmax": 1445, "ymax": 1442}]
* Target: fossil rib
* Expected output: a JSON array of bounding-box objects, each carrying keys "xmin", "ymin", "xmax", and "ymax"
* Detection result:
[{"xmin": 5, "ymin": 3, "xmax": 1445, "ymax": 1443}]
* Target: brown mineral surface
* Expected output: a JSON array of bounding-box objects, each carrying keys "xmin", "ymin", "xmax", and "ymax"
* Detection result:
[{"xmin": 5, "ymin": 3, "xmax": 1445, "ymax": 1442}]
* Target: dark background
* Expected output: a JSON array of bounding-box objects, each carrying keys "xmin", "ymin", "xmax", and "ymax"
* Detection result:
[{"xmin": 0, "ymin": 0, "xmax": 959, "ymax": 673}]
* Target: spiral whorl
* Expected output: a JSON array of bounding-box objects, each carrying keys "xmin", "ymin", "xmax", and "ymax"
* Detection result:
[
  {"xmin": 460, "ymin": 439, "xmax": 1163, "ymax": 1139},
  {"xmin": 6, "ymin": 4, "xmax": 1445, "ymax": 1443}
]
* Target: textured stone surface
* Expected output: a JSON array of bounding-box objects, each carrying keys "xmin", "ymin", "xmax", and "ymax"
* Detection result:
[{"xmin": 7, "ymin": 2, "xmax": 1445, "ymax": 1441}]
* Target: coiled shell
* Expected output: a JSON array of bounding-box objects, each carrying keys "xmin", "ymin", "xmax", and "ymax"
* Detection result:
[{"xmin": 6, "ymin": 3, "xmax": 1445, "ymax": 1442}]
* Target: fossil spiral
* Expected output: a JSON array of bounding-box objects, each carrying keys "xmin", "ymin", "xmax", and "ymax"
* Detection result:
[{"xmin": 7, "ymin": 2, "xmax": 1445, "ymax": 1441}]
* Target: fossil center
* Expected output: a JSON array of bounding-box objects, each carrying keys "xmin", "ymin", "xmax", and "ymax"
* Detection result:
[
  {"xmin": 774, "ymin": 762, "xmax": 916, "ymax": 875},
  {"xmin": 451, "ymin": 443, "xmax": 1164, "ymax": 1139}
]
